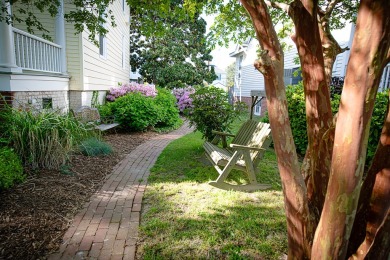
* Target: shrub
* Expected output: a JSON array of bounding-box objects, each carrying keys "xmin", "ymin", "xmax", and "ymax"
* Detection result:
[
  {"xmin": 79, "ymin": 137, "xmax": 113, "ymax": 156},
  {"xmin": 262, "ymin": 84, "xmax": 389, "ymax": 166},
  {"xmin": 104, "ymin": 88, "xmax": 181, "ymax": 132},
  {"xmin": 0, "ymin": 108, "xmax": 92, "ymax": 169},
  {"xmin": 154, "ymin": 88, "xmax": 182, "ymax": 130},
  {"xmin": 172, "ymin": 86, "xmax": 195, "ymax": 112},
  {"xmin": 0, "ymin": 147, "xmax": 25, "ymax": 190},
  {"xmin": 186, "ymin": 86, "xmax": 246, "ymax": 141},
  {"xmin": 106, "ymin": 82, "xmax": 157, "ymax": 101}
]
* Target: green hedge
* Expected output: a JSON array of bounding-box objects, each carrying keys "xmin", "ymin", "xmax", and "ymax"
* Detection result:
[
  {"xmin": 100, "ymin": 88, "xmax": 181, "ymax": 132},
  {"xmin": 0, "ymin": 147, "xmax": 25, "ymax": 190},
  {"xmin": 263, "ymin": 83, "xmax": 388, "ymax": 165}
]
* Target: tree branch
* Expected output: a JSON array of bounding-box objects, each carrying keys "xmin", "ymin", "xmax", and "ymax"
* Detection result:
[
  {"xmin": 264, "ymin": 0, "xmax": 289, "ymax": 13},
  {"xmin": 320, "ymin": 0, "xmax": 341, "ymax": 22}
]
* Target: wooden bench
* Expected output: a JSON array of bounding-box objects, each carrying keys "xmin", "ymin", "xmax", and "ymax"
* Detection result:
[
  {"xmin": 73, "ymin": 106, "xmax": 119, "ymax": 131},
  {"xmin": 203, "ymin": 120, "xmax": 272, "ymax": 192}
]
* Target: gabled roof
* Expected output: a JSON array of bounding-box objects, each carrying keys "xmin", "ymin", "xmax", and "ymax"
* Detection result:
[{"xmin": 229, "ymin": 38, "xmax": 252, "ymax": 57}]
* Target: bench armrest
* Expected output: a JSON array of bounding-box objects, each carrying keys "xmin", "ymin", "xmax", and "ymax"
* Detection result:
[
  {"xmin": 229, "ymin": 144, "xmax": 266, "ymax": 151},
  {"xmin": 212, "ymin": 130, "xmax": 235, "ymax": 137}
]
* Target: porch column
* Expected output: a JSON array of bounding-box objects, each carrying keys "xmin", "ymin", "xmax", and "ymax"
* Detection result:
[
  {"xmin": 0, "ymin": 0, "xmax": 19, "ymax": 71},
  {"xmin": 55, "ymin": 0, "xmax": 67, "ymax": 74}
]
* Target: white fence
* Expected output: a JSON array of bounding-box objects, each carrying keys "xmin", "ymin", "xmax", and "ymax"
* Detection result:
[{"xmin": 13, "ymin": 28, "xmax": 62, "ymax": 73}]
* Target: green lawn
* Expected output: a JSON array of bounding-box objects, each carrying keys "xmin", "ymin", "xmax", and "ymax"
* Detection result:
[{"xmin": 137, "ymin": 116, "xmax": 287, "ymax": 260}]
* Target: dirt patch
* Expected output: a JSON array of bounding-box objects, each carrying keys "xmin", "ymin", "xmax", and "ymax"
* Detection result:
[{"xmin": 0, "ymin": 131, "xmax": 158, "ymax": 260}]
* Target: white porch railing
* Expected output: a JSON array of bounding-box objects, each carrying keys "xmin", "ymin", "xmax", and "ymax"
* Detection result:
[{"xmin": 12, "ymin": 27, "xmax": 62, "ymax": 73}]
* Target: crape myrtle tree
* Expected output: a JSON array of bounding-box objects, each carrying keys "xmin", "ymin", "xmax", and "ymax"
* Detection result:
[
  {"xmin": 203, "ymin": 0, "xmax": 389, "ymax": 258},
  {"xmin": 130, "ymin": 2, "xmax": 217, "ymax": 88},
  {"xmin": 3, "ymin": 0, "xmax": 389, "ymax": 258}
]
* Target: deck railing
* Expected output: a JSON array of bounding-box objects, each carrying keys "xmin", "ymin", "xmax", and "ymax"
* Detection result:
[{"xmin": 13, "ymin": 28, "xmax": 62, "ymax": 73}]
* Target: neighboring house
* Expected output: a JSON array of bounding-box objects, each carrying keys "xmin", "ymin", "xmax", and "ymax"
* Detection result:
[
  {"xmin": 230, "ymin": 26, "xmax": 390, "ymax": 116},
  {"xmin": 0, "ymin": 0, "xmax": 130, "ymax": 111},
  {"xmin": 211, "ymin": 66, "xmax": 227, "ymax": 91}
]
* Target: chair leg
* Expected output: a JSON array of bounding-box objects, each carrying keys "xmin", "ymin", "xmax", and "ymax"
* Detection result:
[
  {"xmin": 242, "ymin": 151, "xmax": 257, "ymax": 184},
  {"xmin": 214, "ymin": 151, "xmax": 241, "ymax": 183}
]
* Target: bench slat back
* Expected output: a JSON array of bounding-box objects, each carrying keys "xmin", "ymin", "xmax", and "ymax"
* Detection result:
[
  {"xmin": 231, "ymin": 120, "xmax": 272, "ymax": 161},
  {"xmin": 74, "ymin": 106, "xmax": 101, "ymax": 124}
]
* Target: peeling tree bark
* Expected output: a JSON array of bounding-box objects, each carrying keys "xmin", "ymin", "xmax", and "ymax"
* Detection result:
[
  {"xmin": 348, "ymin": 93, "xmax": 390, "ymax": 259},
  {"xmin": 288, "ymin": 0, "xmax": 334, "ymax": 233},
  {"xmin": 239, "ymin": 0, "xmax": 310, "ymax": 258},
  {"xmin": 311, "ymin": 0, "xmax": 390, "ymax": 258}
]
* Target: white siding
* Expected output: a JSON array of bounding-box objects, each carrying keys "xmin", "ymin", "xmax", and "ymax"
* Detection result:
[
  {"xmin": 81, "ymin": 1, "xmax": 130, "ymax": 91},
  {"xmin": 284, "ymin": 47, "xmax": 299, "ymax": 69},
  {"xmin": 332, "ymin": 41, "xmax": 349, "ymax": 77},
  {"xmin": 65, "ymin": 3, "xmax": 83, "ymax": 91},
  {"xmin": 234, "ymin": 64, "xmax": 265, "ymax": 97}
]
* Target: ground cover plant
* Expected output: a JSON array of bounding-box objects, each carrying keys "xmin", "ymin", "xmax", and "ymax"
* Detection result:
[
  {"xmin": 137, "ymin": 116, "xmax": 287, "ymax": 259},
  {"xmin": 0, "ymin": 108, "xmax": 92, "ymax": 170},
  {"xmin": 0, "ymin": 147, "xmax": 25, "ymax": 190}
]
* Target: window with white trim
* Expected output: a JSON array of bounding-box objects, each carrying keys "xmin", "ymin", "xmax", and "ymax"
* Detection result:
[{"xmin": 254, "ymin": 102, "xmax": 261, "ymax": 116}]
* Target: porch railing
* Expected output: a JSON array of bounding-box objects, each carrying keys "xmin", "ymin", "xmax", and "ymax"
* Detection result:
[{"xmin": 12, "ymin": 28, "xmax": 62, "ymax": 73}]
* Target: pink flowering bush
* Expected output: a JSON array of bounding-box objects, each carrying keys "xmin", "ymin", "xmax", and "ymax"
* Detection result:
[
  {"xmin": 172, "ymin": 86, "xmax": 195, "ymax": 112},
  {"xmin": 106, "ymin": 82, "xmax": 157, "ymax": 101}
]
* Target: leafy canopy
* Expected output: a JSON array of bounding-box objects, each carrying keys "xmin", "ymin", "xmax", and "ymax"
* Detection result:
[{"xmin": 130, "ymin": 0, "xmax": 216, "ymax": 88}]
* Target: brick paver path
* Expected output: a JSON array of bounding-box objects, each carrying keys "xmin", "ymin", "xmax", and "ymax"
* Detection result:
[{"xmin": 49, "ymin": 122, "xmax": 192, "ymax": 260}]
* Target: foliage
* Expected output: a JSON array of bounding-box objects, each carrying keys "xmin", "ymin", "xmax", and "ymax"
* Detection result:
[
  {"xmin": 101, "ymin": 88, "xmax": 181, "ymax": 132},
  {"xmin": 0, "ymin": 147, "xmax": 25, "ymax": 190},
  {"xmin": 106, "ymin": 82, "xmax": 157, "ymax": 101},
  {"xmin": 79, "ymin": 137, "xmax": 113, "ymax": 156},
  {"xmin": 262, "ymin": 85, "xmax": 389, "ymax": 166},
  {"xmin": 172, "ymin": 86, "xmax": 196, "ymax": 112},
  {"xmin": 154, "ymin": 88, "xmax": 182, "ymax": 130},
  {"xmin": 0, "ymin": 108, "xmax": 92, "ymax": 169},
  {"xmin": 186, "ymin": 86, "xmax": 247, "ymax": 141},
  {"xmin": 330, "ymin": 77, "xmax": 344, "ymax": 97},
  {"xmin": 130, "ymin": 2, "xmax": 216, "ymax": 88},
  {"xmin": 225, "ymin": 62, "xmax": 236, "ymax": 89}
]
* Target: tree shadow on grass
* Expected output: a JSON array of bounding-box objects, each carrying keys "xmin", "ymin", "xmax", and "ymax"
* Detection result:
[{"xmin": 138, "ymin": 188, "xmax": 287, "ymax": 260}]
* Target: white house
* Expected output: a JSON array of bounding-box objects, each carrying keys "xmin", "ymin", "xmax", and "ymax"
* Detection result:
[
  {"xmin": 211, "ymin": 66, "xmax": 227, "ymax": 91},
  {"xmin": 0, "ymin": 0, "xmax": 130, "ymax": 111},
  {"xmin": 230, "ymin": 26, "xmax": 390, "ymax": 116}
]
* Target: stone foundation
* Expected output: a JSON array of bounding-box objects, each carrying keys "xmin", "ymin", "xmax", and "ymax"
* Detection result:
[
  {"xmin": 69, "ymin": 90, "xmax": 108, "ymax": 110},
  {"xmin": 0, "ymin": 90, "xmax": 69, "ymax": 112}
]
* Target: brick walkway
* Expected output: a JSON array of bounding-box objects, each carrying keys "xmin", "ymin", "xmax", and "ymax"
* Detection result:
[{"xmin": 49, "ymin": 122, "xmax": 192, "ymax": 260}]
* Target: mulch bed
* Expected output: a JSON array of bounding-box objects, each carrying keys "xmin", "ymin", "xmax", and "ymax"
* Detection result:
[{"xmin": 0, "ymin": 130, "xmax": 159, "ymax": 260}]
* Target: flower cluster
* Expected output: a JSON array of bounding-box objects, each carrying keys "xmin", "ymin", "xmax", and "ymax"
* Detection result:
[
  {"xmin": 172, "ymin": 86, "xmax": 195, "ymax": 112},
  {"xmin": 106, "ymin": 82, "xmax": 157, "ymax": 101}
]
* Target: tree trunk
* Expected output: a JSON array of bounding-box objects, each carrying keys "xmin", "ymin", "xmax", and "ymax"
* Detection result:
[
  {"xmin": 240, "ymin": 0, "xmax": 311, "ymax": 259},
  {"xmin": 348, "ymin": 93, "xmax": 390, "ymax": 258},
  {"xmin": 311, "ymin": 0, "xmax": 390, "ymax": 258},
  {"xmin": 288, "ymin": 0, "xmax": 334, "ymax": 232}
]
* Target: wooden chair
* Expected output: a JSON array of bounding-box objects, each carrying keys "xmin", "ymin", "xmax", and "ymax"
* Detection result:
[{"xmin": 203, "ymin": 120, "xmax": 272, "ymax": 192}]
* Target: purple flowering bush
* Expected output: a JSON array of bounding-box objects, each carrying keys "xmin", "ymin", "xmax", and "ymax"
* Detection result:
[
  {"xmin": 172, "ymin": 86, "xmax": 195, "ymax": 112},
  {"xmin": 106, "ymin": 82, "xmax": 157, "ymax": 101}
]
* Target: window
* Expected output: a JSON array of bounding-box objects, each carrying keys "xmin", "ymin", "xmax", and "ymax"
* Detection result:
[
  {"xmin": 42, "ymin": 98, "xmax": 53, "ymax": 109},
  {"xmin": 254, "ymin": 102, "xmax": 261, "ymax": 116},
  {"xmin": 122, "ymin": 0, "xmax": 125, "ymax": 12}
]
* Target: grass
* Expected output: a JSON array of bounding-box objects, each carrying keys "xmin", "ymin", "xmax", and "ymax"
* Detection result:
[{"xmin": 138, "ymin": 115, "xmax": 287, "ymax": 260}]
